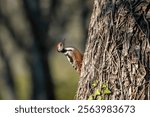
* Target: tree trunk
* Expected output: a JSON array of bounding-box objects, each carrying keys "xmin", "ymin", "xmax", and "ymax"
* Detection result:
[
  {"xmin": 76, "ymin": 0, "xmax": 150, "ymax": 100},
  {"xmin": 23, "ymin": 0, "xmax": 55, "ymax": 99}
]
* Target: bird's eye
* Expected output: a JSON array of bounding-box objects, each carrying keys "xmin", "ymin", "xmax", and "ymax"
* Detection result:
[{"xmin": 59, "ymin": 43, "xmax": 64, "ymax": 47}]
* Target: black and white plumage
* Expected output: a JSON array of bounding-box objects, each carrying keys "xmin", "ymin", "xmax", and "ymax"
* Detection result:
[{"xmin": 57, "ymin": 41, "xmax": 83, "ymax": 73}]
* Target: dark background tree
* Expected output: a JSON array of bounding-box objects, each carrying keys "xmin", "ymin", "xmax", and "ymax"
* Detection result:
[
  {"xmin": 77, "ymin": 0, "xmax": 150, "ymax": 100},
  {"xmin": 0, "ymin": 0, "xmax": 90, "ymax": 99}
]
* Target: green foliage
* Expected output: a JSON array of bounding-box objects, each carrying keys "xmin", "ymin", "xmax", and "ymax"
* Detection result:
[
  {"xmin": 88, "ymin": 95, "xmax": 93, "ymax": 100},
  {"xmin": 88, "ymin": 81, "xmax": 111, "ymax": 100},
  {"xmin": 102, "ymin": 84, "xmax": 111, "ymax": 95},
  {"xmin": 91, "ymin": 80, "xmax": 99, "ymax": 88}
]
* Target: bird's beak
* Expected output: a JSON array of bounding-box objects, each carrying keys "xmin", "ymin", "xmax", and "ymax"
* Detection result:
[{"xmin": 61, "ymin": 38, "xmax": 65, "ymax": 45}]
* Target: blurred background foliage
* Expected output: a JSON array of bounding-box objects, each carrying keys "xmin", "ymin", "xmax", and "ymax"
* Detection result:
[{"xmin": 0, "ymin": 0, "xmax": 92, "ymax": 99}]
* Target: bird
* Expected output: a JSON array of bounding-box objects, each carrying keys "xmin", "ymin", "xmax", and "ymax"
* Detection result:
[{"xmin": 57, "ymin": 39, "xmax": 83, "ymax": 74}]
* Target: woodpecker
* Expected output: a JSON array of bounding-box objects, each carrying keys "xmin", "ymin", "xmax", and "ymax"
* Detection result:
[{"xmin": 57, "ymin": 39, "xmax": 83, "ymax": 74}]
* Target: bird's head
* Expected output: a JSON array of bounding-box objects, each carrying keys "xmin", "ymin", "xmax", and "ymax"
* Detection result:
[{"xmin": 57, "ymin": 38, "xmax": 65, "ymax": 52}]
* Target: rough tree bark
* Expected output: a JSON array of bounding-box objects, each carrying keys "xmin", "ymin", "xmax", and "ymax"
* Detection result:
[{"xmin": 76, "ymin": 0, "xmax": 150, "ymax": 100}]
